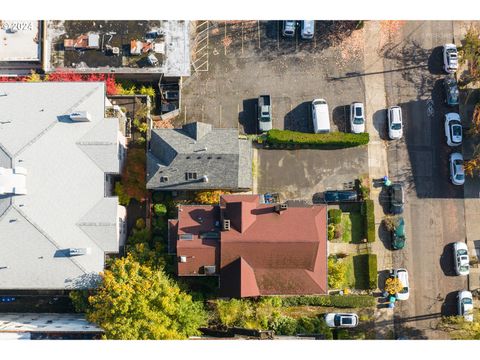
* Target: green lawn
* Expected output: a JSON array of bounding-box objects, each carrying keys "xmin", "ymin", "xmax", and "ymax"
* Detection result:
[
  {"xmin": 342, "ymin": 254, "xmax": 373, "ymax": 290},
  {"xmin": 339, "ymin": 213, "xmax": 364, "ymax": 243}
]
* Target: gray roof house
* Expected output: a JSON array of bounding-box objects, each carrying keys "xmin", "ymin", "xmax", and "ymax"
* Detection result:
[
  {"xmin": 0, "ymin": 82, "xmax": 127, "ymax": 290},
  {"xmin": 147, "ymin": 122, "xmax": 252, "ymax": 191}
]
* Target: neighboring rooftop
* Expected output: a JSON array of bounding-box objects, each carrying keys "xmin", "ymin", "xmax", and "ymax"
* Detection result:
[
  {"xmin": 171, "ymin": 195, "xmax": 327, "ymax": 298},
  {"xmin": 46, "ymin": 20, "xmax": 190, "ymax": 76},
  {"xmin": 0, "ymin": 82, "xmax": 126, "ymax": 290},
  {"xmin": 147, "ymin": 122, "xmax": 252, "ymax": 191}
]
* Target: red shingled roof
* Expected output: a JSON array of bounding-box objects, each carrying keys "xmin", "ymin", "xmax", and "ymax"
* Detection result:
[{"xmin": 172, "ymin": 195, "xmax": 327, "ymax": 297}]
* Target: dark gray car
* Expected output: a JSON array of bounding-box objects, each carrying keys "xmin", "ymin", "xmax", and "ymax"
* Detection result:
[{"xmin": 444, "ymin": 76, "xmax": 459, "ymax": 106}]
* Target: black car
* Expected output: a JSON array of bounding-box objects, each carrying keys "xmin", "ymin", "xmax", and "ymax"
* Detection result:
[
  {"xmin": 324, "ymin": 190, "xmax": 358, "ymax": 203},
  {"xmin": 444, "ymin": 76, "xmax": 459, "ymax": 106},
  {"xmin": 388, "ymin": 183, "xmax": 404, "ymax": 214}
]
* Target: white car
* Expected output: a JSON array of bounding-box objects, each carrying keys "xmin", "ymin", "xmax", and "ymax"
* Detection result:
[
  {"xmin": 453, "ymin": 241, "xmax": 470, "ymax": 276},
  {"xmin": 350, "ymin": 102, "xmax": 365, "ymax": 133},
  {"xmin": 458, "ymin": 290, "xmax": 474, "ymax": 322},
  {"xmin": 444, "ymin": 113, "xmax": 462, "ymax": 146},
  {"xmin": 392, "ymin": 268, "xmax": 410, "ymax": 301},
  {"xmin": 388, "ymin": 106, "xmax": 403, "ymax": 140},
  {"xmin": 449, "ymin": 153, "xmax": 465, "ymax": 186},
  {"xmin": 324, "ymin": 313, "xmax": 358, "ymax": 328},
  {"xmin": 443, "ymin": 44, "xmax": 459, "ymax": 73}
]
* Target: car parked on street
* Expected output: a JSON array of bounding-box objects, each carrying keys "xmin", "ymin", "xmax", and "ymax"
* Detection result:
[
  {"xmin": 282, "ymin": 20, "xmax": 296, "ymax": 38},
  {"xmin": 391, "ymin": 268, "xmax": 410, "ymax": 300},
  {"xmin": 444, "ymin": 76, "xmax": 460, "ymax": 106},
  {"xmin": 350, "ymin": 102, "xmax": 365, "ymax": 133},
  {"xmin": 391, "ymin": 217, "xmax": 406, "ymax": 250},
  {"xmin": 325, "ymin": 313, "xmax": 358, "ymax": 328},
  {"xmin": 387, "ymin": 106, "xmax": 403, "ymax": 140},
  {"xmin": 388, "ymin": 182, "xmax": 404, "ymax": 214},
  {"xmin": 323, "ymin": 190, "xmax": 358, "ymax": 203},
  {"xmin": 444, "ymin": 113, "xmax": 462, "ymax": 147},
  {"xmin": 453, "ymin": 242, "xmax": 470, "ymax": 276},
  {"xmin": 457, "ymin": 290, "xmax": 474, "ymax": 322},
  {"xmin": 449, "ymin": 152, "xmax": 465, "ymax": 186},
  {"xmin": 443, "ymin": 44, "xmax": 459, "ymax": 73},
  {"xmin": 300, "ymin": 20, "xmax": 315, "ymax": 40}
]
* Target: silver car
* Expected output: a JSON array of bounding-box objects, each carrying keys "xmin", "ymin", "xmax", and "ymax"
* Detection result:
[
  {"xmin": 443, "ymin": 44, "xmax": 459, "ymax": 73},
  {"xmin": 392, "ymin": 268, "xmax": 410, "ymax": 301},
  {"xmin": 282, "ymin": 21, "xmax": 296, "ymax": 38},
  {"xmin": 325, "ymin": 313, "xmax": 358, "ymax": 328},
  {"xmin": 453, "ymin": 242, "xmax": 469, "ymax": 276},
  {"xmin": 350, "ymin": 102, "xmax": 365, "ymax": 133},
  {"xmin": 388, "ymin": 106, "xmax": 403, "ymax": 140},
  {"xmin": 449, "ymin": 152, "xmax": 465, "ymax": 186},
  {"xmin": 444, "ymin": 113, "xmax": 462, "ymax": 147},
  {"xmin": 458, "ymin": 290, "xmax": 474, "ymax": 322}
]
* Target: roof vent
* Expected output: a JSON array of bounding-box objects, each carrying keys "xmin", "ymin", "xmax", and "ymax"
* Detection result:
[
  {"xmin": 69, "ymin": 248, "xmax": 91, "ymax": 256},
  {"xmin": 202, "ymin": 175, "xmax": 209, "ymax": 183},
  {"xmin": 69, "ymin": 111, "xmax": 92, "ymax": 122},
  {"xmin": 179, "ymin": 256, "xmax": 187, "ymax": 263},
  {"xmin": 204, "ymin": 265, "xmax": 216, "ymax": 275},
  {"xmin": 223, "ymin": 219, "xmax": 231, "ymax": 231},
  {"xmin": 275, "ymin": 203, "xmax": 288, "ymax": 214}
]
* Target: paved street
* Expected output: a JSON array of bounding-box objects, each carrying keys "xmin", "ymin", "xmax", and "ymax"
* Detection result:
[{"xmin": 380, "ymin": 21, "xmax": 469, "ymax": 339}]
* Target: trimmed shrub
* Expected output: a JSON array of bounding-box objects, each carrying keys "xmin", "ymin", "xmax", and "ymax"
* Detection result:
[
  {"xmin": 276, "ymin": 295, "xmax": 376, "ymax": 308},
  {"xmin": 269, "ymin": 316, "xmax": 297, "ymax": 336},
  {"xmin": 368, "ymin": 254, "xmax": 378, "ymax": 290},
  {"xmin": 328, "ymin": 224, "xmax": 335, "ymax": 240},
  {"xmin": 328, "ymin": 209, "xmax": 342, "ymax": 225},
  {"xmin": 363, "ymin": 199, "xmax": 375, "ymax": 242},
  {"xmin": 265, "ymin": 129, "xmax": 369, "ymax": 149},
  {"xmin": 295, "ymin": 316, "xmax": 332, "ymax": 338},
  {"xmin": 153, "ymin": 203, "xmax": 167, "ymax": 217}
]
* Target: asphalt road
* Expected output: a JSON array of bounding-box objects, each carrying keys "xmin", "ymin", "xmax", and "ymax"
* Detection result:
[{"xmin": 381, "ymin": 21, "xmax": 467, "ymax": 339}]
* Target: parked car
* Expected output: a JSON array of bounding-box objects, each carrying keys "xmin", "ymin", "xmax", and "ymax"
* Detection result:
[
  {"xmin": 449, "ymin": 152, "xmax": 465, "ymax": 186},
  {"xmin": 258, "ymin": 95, "xmax": 272, "ymax": 132},
  {"xmin": 388, "ymin": 182, "xmax": 404, "ymax": 214},
  {"xmin": 453, "ymin": 241, "xmax": 470, "ymax": 276},
  {"xmin": 325, "ymin": 313, "xmax": 358, "ymax": 328},
  {"xmin": 457, "ymin": 290, "xmax": 474, "ymax": 322},
  {"xmin": 300, "ymin": 20, "xmax": 315, "ymax": 40},
  {"xmin": 312, "ymin": 98, "xmax": 330, "ymax": 133},
  {"xmin": 323, "ymin": 190, "xmax": 358, "ymax": 203},
  {"xmin": 282, "ymin": 20, "xmax": 296, "ymax": 37},
  {"xmin": 350, "ymin": 102, "xmax": 365, "ymax": 133},
  {"xmin": 391, "ymin": 217, "xmax": 406, "ymax": 250},
  {"xmin": 392, "ymin": 268, "xmax": 410, "ymax": 300},
  {"xmin": 443, "ymin": 44, "xmax": 459, "ymax": 73},
  {"xmin": 445, "ymin": 113, "xmax": 462, "ymax": 147},
  {"xmin": 388, "ymin": 106, "xmax": 403, "ymax": 140},
  {"xmin": 444, "ymin": 76, "xmax": 460, "ymax": 106}
]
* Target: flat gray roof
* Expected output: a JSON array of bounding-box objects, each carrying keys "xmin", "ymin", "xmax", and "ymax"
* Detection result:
[
  {"xmin": 0, "ymin": 21, "xmax": 41, "ymax": 61},
  {"xmin": 0, "ymin": 82, "xmax": 123, "ymax": 290}
]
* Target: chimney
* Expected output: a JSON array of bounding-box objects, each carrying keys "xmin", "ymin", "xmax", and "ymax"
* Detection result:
[{"xmin": 275, "ymin": 203, "xmax": 288, "ymax": 214}]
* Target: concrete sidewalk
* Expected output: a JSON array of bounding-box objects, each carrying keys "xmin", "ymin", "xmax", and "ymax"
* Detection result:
[{"xmin": 363, "ymin": 21, "xmax": 395, "ymax": 339}]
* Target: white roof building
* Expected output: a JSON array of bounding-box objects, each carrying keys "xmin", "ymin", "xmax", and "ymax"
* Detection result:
[{"xmin": 0, "ymin": 82, "xmax": 127, "ymax": 290}]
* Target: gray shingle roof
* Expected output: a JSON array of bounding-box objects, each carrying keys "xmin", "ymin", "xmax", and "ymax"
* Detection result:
[
  {"xmin": 146, "ymin": 122, "xmax": 252, "ymax": 191},
  {"xmin": 0, "ymin": 82, "xmax": 124, "ymax": 290}
]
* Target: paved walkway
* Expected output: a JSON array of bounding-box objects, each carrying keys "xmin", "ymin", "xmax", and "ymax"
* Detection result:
[{"xmin": 362, "ymin": 21, "xmax": 395, "ymax": 339}]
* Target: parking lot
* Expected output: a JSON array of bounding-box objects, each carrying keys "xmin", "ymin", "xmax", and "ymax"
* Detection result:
[{"xmin": 180, "ymin": 21, "xmax": 366, "ymax": 134}]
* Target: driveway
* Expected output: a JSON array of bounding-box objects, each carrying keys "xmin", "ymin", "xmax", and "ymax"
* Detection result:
[
  {"xmin": 180, "ymin": 21, "xmax": 366, "ymax": 133},
  {"xmin": 256, "ymin": 147, "xmax": 368, "ymax": 202},
  {"xmin": 379, "ymin": 21, "xmax": 469, "ymax": 339}
]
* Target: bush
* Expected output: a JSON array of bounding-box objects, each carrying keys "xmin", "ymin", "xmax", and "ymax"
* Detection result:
[
  {"xmin": 328, "ymin": 224, "xmax": 335, "ymax": 240},
  {"xmin": 363, "ymin": 200, "xmax": 375, "ymax": 242},
  {"xmin": 328, "ymin": 209, "xmax": 342, "ymax": 225},
  {"xmin": 194, "ymin": 190, "xmax": 230, "ymax": 205},
  {"xmin": 368, "ymin": 254, "xmax": 378, "ymax": 290},
  {"xmin": 295, "ymin": 316, "xmax": 333, "ymax": 338},
  {"xmin": 265, "ymin": 129, "xmax": 369, "ymax": 149},
  {"xmin": 334, "ymin": 223, "xmax": 343, "ymax": 239},
  {"xmin": 275, "ymin": 295, "xmax": 376, "ymax": 308},
  {"xmin": 115, "ymin": 182, "xmax": 130, "ymax": 206},
  {"xmin": 328, "ymin": 257, "xmax": 348, "ymax": 289},
  {"xmin": 269, "ymin": 316, "xmax": 298, "ymax": 336},
  {"xmin": 154, "ymin": 203, "xmax": 167, "ymax": 217},
  {"xmin": 135, "ymin": 218, "xmax": 146, "ymax": 230}
]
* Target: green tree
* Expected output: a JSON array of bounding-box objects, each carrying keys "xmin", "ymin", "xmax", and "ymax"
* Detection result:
[
  {"xmin": 77, "ymin": 255, "xmax": 207, "ymax": 339},
  {"xmin": 154, "ymin": 203, "xmax": 168, "ymax": 217}
]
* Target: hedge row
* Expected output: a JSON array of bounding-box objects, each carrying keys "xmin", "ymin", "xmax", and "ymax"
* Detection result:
[
  {"xmin": 368, "ymin": 254, "xmax": 378, "ymax": 290},
  {"xmin": 363, "ymin": 199, "xmax": 375, "ymax": 242},
  {"xmin": 274, "ymin": 295, "xmax": 376, "ymax": 308},
  {"xmin": 265, "ymin": 129, "xmax": 370, "ymax": 149}
]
